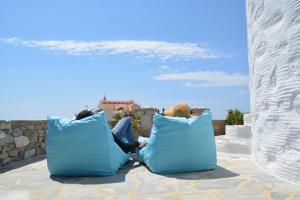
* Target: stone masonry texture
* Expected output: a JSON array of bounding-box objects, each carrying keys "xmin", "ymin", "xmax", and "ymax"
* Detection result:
[
  {"xmin": 246, "ymin": 0, "xmax": 300, "ymax": 184},
  {"xmin": 0, "ymin": 120, "xmax": 47, "ymax": 166}
]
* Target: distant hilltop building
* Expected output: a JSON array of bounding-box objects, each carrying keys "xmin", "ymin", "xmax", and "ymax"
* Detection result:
[{"xmin": 97, "ymin": 96, "xmax": 141, "ymax": 120}]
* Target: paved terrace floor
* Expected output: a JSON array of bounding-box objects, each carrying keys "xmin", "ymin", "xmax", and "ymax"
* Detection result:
[{"xmin": 0, "ymin": 137, "xmax": 300, "ymax": 200}]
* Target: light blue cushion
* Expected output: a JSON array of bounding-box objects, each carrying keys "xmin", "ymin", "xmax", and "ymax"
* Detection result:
[
  {"xmin": 138, "ymin": 111, "xmax": 217, "ymax": 174},
  {"xmin": 46, "ymin": 111, "xmax": 129, "ymax": 176}
]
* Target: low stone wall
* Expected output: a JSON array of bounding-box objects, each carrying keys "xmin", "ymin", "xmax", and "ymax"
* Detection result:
[
  {"xmin": 135, "ymin": 120, "xmax": 226, "ymax": 137},
  {"xmin": 0, "ymin": 120, "xmax": 47, "ymax": 166},
  {"xmin": 0, "ymin": 118, "xmax": 225, "ymax": 167},
  {"xmin": 213, "ymin": 120, "xmax": 226, "ymax": 136}
]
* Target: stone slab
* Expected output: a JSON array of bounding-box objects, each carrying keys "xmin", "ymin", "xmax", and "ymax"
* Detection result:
[
  {"xmin": 24, "ymin": 149, "xmax": 35, "ymax": 159},
  {"xmin": 14, "ymin": 136, "xmax": 29, "ymax": 148},
  {"xmin": 216, "ymin": 136, "xmax": 251, "ymax": 154},
  {"xmin": 0, "ymin": 151, "xmax": 299, "ymax": 200},
  {"xmin": 0, "ymin": 131, "xmax": 13, "ymax": 145},
  {"xmin": 12, "ymin": 128, "xmax": 23, "ymax": 137},
  {"xmin": 0, "ymin": 121, "xmax": 11, "ymax": 130}
]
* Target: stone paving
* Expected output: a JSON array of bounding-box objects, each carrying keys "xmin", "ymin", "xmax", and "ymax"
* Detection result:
[{"xmin": 0, "ymin": 143, "xmax": 300, "ymax": 199}]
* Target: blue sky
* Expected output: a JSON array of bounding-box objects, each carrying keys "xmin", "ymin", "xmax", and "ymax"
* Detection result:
[{"xmin": 0, "ymin": 0, "xmax": 249, "ymax": 120}]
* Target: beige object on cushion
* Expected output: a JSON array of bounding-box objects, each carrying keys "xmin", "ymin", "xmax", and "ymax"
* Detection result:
[
  {"xmin": 164, "ymin": 107, "xmax": 174, "ymax": 117},
  {"xmin": 164, "ymin": 103, "xmax": 191, "ymax": 118}
]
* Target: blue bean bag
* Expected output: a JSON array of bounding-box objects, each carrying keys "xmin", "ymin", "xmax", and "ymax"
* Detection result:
[
  {"xmin": 46, "ymin": 111, "xmax": 129, "ymax": 176},
  {"xmin": 138, "ymin": 111, "xmax": 217, "ymax": 174}
]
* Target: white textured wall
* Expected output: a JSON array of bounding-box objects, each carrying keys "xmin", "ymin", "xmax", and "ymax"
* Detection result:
[{"xmin": 246, "ymin": 0, "xmax": 300, "ymax": 184}]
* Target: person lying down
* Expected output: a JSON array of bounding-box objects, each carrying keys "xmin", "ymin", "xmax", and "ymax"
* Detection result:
[{"xmin": 75, "ymin": 110, "xmax": 142, "ymax": 153}]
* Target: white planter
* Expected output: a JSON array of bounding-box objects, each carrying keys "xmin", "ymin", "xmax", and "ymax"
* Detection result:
[
  {"xmin": 225, "ymin": 125, "xmax": 251, "ymax": 140},
  {"xmin": 243, "ymin": 113, "xmax": 252, "ymax": 126}
]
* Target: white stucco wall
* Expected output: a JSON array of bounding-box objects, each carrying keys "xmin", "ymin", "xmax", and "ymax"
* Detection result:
[{"xmin": 246, "ymin": 0, "xmax": 300, "ymax": 184}]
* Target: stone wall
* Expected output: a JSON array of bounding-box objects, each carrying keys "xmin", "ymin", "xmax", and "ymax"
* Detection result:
[
  {"xmin": 135, "ymin": 107, "xmax": 225, "ymax": 136},
  {"xmin": 246, "ymin": 0, "xmax": 300, "ymax": 183},
  {"xmin": 135, "ymin": 108, "xmax": 158, "ymax": 136},
  {"xmin": 135, "ymin": 119, "xmax": 225, "ymax": 137},
  {"xmin": 0, "ymin": 120, "xmax": 47, "ymax": 166},
  {"xmin": 0, "ymin": 115, "xmax": 225, "ymax": 167},
  {"xmin": 212, "ymin": 120, "xmax": 226, "ymax": 136}
]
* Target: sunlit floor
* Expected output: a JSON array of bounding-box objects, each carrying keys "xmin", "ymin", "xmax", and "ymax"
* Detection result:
[{"xmin": 0, "ymin": 137, "xmax": 299, "ymax": 200}]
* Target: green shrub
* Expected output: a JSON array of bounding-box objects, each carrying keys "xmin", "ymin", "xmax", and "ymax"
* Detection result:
[
  {"xmin": 110, "ymin": 112, "xmax": 122, "ymax": 127},
  {"xmin": 131, "ymin": 114, "xmax": 142, "ymax": 131},
  {"xmin": 225, "ymin": 109, "xmax": 244, "ymax": 125},
  {"xmin": 110, "ymin": 112, "xmax": 143, "ymax": 132}
]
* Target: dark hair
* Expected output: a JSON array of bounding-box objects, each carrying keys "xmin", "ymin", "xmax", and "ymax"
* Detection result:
[{"xmin": 75, "ymin": 110, "xmax": 94, "ymax": 120}]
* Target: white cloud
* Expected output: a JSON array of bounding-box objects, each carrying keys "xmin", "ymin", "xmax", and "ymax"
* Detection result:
[
  {"xmin": 156, "ymin": 65, "xmax": 179, "ymax": 74},
  {"xmin": 154, "ymin": 71, "xmax": 249, "ymax": 87},
  {"xmin": 160, "ymin": 65, "xmax": 169, "ymax": 69},
  {"xmin": 0, "ymin": 37, "xmax": 228, "ymax": 60}
]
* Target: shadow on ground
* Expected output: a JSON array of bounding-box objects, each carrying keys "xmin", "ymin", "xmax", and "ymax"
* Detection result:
[
  {"xmin": 155, "ymin": 165, "xmax": 239, "ymax": 180},
  {"xmin": 50, "ymin": 159, "xmax": 142, "ymax": 185},
  {"xmin": 0, "ymin": 155, "xmax": 46, "ymax": 174},
  {"xmin": 1, "ymin": 154, "xmax": 239, "ymax": 185}
]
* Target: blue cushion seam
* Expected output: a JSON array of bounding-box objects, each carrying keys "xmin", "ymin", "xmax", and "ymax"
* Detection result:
[
  {"xmin": 155, "ymin": 131, "xmax": 158, "ymax": 172},
  {"xmin": 102, "ymin": 116, "xmax": 113, "ymax": 174},
  {"xmin": 155, "ymin": 117, "xmax": 158, "ymax": 171}
]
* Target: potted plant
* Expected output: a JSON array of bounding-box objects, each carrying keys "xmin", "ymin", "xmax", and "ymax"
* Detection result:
[
  {"xmin": 225, "ymin": 109, "xmax": 251, "ymax": 139},
  {"xmin": 226, "ymin": 109, "xmax": 243, "ymax": 125}
]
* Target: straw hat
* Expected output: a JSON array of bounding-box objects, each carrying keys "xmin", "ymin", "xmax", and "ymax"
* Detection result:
[{"xmin": 164, "ymin": 103, "xmax": 191, "ymax": 118}]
